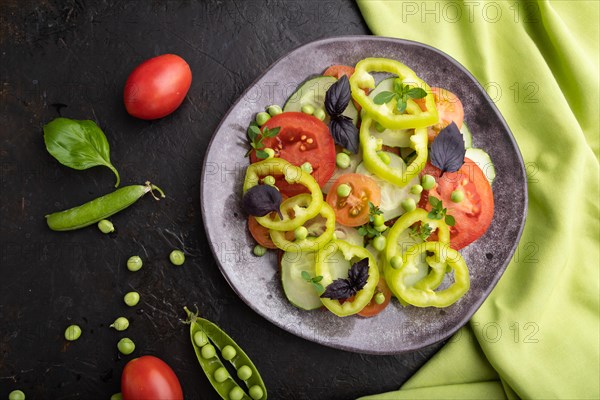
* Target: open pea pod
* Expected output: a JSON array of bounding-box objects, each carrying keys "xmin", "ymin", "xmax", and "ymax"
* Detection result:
[{"xmin": 184, "ymin": 307, "xmax": 267, "ymax": 400}]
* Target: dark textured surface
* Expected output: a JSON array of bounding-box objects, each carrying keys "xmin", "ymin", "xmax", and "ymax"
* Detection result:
[
  {"xmin": 203, "ymin": 37, "xmax": 527, "ymax": 354},
  {"xmin": 0, "ymin": 1, "xmax": 446, "ymax": 399}
]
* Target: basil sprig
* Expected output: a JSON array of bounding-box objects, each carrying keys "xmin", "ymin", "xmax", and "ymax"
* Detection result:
[
  {"xmin": 373, "ymin": 80, "xmax": 427, "ymax": 114},
  {"xmin": 325, "ymin": 75, "xmax": 359, "ymax": 153},
  {"xmin": 43, "ymin": 118, "xmax": 121, "ymax": 187}
]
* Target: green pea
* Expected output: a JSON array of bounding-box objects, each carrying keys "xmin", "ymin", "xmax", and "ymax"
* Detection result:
[
  {"xmin": 249, "ymin": 385, "xmax": 264, "ymax": 399},
  {"xmin": 266, "ymin": 105, "xmax": 282, "ymax": 116},
  {"xmin": 253, "ymin": 245, "xmax": 267, "ymax": 257},
  {"xmin": 117, "ymin": 338, "xmax": 135, "ymax": 355},
  {"xmin": 124, "ymin": 292, "xmax": 140, "ymax": 307},
  {"xmin": 374, "ymin": 121, "xmax": 386, "ymax": 132},
  {"xmin": 110, "ymin": 317, "xmax": 129, "ymax": 331},
  {"xmin": 313, "ymin": 108, "xmax": 326, "ymax": 121},
  {"xmin": 301, "ymin": 104, "xmax": 315, "ymax": 115},
  {"xmin": 262, "ymin": 175, "xmax": 276, "ymax": 186},
  {"xmin": 8, "ymin": 390, "xmax": 25, "ymax": 400},
  {"xmin": 46, "ymin": 182, "xmax": 166, "ymax": 232},
  {"xmin": 221, "ymin": 345, "xmax": 237, "ymax": 361},
  {"xmin": 372, "ymin": 235, "xmax": 386, "ymax": 251},
  {"xmin": 169, "ymin": 250, "xmax": 185, "ymax": 266},
  {"xmin": 373, "ymin": 214, "xmax": 385, "ymax": 227},
  {"xmin": 264, "ymin": 148, "xmax": 275, "ymax": 159},
  {"xmin": 237, "ymin": 365, "xmax": 253, "ymax": 380},
  {"xmin": 336, "ymin": 152, "xmax": 351, "ymax": 169},
  {"xmin": 214, "ymin": 366, "xmax": 229, "ymax": 383},
  {"xmin": 374, "ymin": 292, "xmax": 386, "ymax": 305},
  {"xmin": 64, "ymin": 324, "xmax": 81, "ymax": 341},
  {"xmin": 377, "ymin": 151, "xmax": 391, "ymax": 165},
  {"xmin": 421, "ymin": 174, "xmax": 436, "ymax": 190},
  {"xmin": 229, "ymin": 387, "xmax": 244, "ymax": 400},
  {"xmin": 127, "ymin": 256, "xmax": 143, "ymax": 272},
  {"xmin": 193, "ymin": 330, "xmax": 209, "ymax": 347},
  {"xmin": 255, "ymin": 112, "xmax": 270, "ymax": 126},
  {"xmin": 336, "ymin": 183, "xmax": 352, "ymax": 198},
  {"xmin": 300, "ymin": 162, "xmax": 313, "ymax": 174},
  {"xmin": 110, "ymin": 393, "xmax": 122, "ymax": 400},
  {"xmin": 401, "ymin": 198, "xmax": 416, "ymax": 212},
  {"xmin": 451, "ymin": 190, "xmax": 464, "ymax": 203},
  {"xmin": 294, "ymin": 226, "xmax": 308, "ymax": 241},
  {"xmin": 375, "ymin": 224, "xmax": 388, "ymax": 232},
  {"xmin": 97, "ymin": 219, "xmax": 114, "ymax": 234},
  {"xmin": 410, "ymin": 184, "xmax": 423, "ymax": 195},
  {"xmin": 201, "ymin": 343, "xmax": 216, "ymax": 359},
  {"xmin": 390, "ymin": 255, "xmax": 403, "ymax": 269}
]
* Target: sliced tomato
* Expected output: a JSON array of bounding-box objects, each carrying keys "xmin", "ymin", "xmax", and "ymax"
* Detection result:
[
  {"xmin": 419, "ymin": 159, "xmax": 494, "ymax": 250},
  {"xmin": 326, "ymin": 173, "xmax": 381, "ymax": 227},
  {"xmin": 249, "ymin": 112, "xmax": 336, "ymax": 197},
  {"xmin": 358, "ymin": 278, "xmax": 391, "ymax": 317},
  {"xmin": 323, "ymin": 65, "xmax": 355, "ymax": 79},
  {"xmin": 415, "ymin": 87, "xmax": 464, "ymax": 142},
  {"xmin": 248, "ymin": 216, "xmax": 278, "ymax": 249}
]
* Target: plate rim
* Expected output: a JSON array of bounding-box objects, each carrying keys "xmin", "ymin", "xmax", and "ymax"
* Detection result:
[{"xmin": 200, "ymin": 35, "xmax": 528, "ymax": 354}]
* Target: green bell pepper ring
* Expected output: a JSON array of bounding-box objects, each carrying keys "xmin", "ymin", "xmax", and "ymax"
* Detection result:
[
  {"xmin": 349, "ymin": 57, "xmax": 438, "ymax": 129},
  {"xmin": 270, "ymin": 194, "xmax": 335, "ymax": 252},
  {"xmin": 315, "ymin": 240, "xmax": 379, "ymax": 317},
  {"xmin": 385, "ymin": 241, "xmax": 470, "ymax": 308},
  {"xmin": 385, "ymin": 208, "xmax": 450, "ymax": 290},
  {"xmin": 243, "ymin": 158, "xmax": 323, "ymax": 231},
  {"xmin": 361, "ymin": 116, "xmax": 428, "ymax": 187}
]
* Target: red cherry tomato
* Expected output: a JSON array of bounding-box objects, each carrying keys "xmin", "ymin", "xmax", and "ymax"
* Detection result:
[
  {"xmin": 249, "ymin": 112, "xmax": 336, "ymax": 197},
  {"xmin": 121, "ymin": 355, "xmax": 183, "ymax": 400},
  {"xmin": 419, "ymin": 159, "xmax": 494, "ymax": 250},
  {"xmin": 326, "ymin": 173, "xmax": 381, "ymax": 227},
  {"xmin": 124, "ymin": 54, "xmax": 192, "ymax": 120}
]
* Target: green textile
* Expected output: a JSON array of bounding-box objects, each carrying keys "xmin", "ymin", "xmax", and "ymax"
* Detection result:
[{"xmin": 356, "ymin": 0, "xmax": 599, "ymax": 399}]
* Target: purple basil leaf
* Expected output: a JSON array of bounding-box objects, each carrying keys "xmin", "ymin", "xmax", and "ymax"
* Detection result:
[
  {"xmin": 325, "ymin": 75, "xmax": 351, "ymax": 117},
  {"xmin": 242, "ymin": 184, "xmax": 283, "ymax": 218},
  {"xmin": 320, "ymin": 278, "xmax": 355, "ymax": 300},
  {"xmin": 430, "ymin": 122, "xmax": 466, "ymax": 173},
  {"xmin": 329, "ymin": 116, "xmax": 358, "ymax": 153},
  {"xmin": 348, "ymin": 258, "xmax": 369, "ymax": 291}
]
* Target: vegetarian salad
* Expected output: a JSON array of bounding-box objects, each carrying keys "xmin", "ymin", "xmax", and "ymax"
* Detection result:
[{"xmin": 242, "ymin": 57, "xmax": 495, "ymax": 318}]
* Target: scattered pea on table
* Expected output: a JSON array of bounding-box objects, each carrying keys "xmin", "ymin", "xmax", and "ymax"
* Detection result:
[
  {"xmin": 127, "ymin": 256, "xmax": 143, "ymax": 272},
  {"xmin": 8, "ymin": 390, "xmax": 25, "ymax": 400},
  {"xmin": 110, "ymin": 393, "xmax": 122, "ymax": 400},
  {"xmin": 110, "ymin": 317, "xmax": 129, "ymax": 331},
  {"xmin": 123, "ymin": 291, "xmax": 140, "ymax": 307},
  {"xmin": 64, "ymin": 324, "xmax": 82, "ymax": 341},
  {"xmin": 169, "ymin": 250, "xmax": 185, "ymax": 266},
  {"xmin": 117, "ymin": 338, "xmax": 135, "ymax": 355},
  {"xmin": 97, "ymin": 219, "xmax": 114, "ymax": 234}
]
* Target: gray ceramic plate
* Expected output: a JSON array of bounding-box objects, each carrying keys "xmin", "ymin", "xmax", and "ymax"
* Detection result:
[{"xmin": 200, "ymin": 36, "xmax": 527, "ymax": 354}]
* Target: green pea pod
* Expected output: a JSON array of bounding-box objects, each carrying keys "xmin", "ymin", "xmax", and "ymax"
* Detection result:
[
  {"xmin": 184, "ymin": 307, "xmax": 267, "ymax": 400},
  {"xmin": 45, "ymin": 181, "xmax": 165, "ymax": 231}
]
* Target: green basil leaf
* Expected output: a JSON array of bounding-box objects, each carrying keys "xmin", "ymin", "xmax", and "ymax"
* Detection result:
[
  {"xmin": 255, "ymin": 149, "xmax": 269, "ymax": 159},
  {"xmin": 445, "ymin": 215, "xmax": 456, "ymax": 226},
  {"xmin": 396, "ymin": 97, "xmax": 408, "ymax": 113},
  {"xmin": 43, "ymin": 118, "xmax": 120, "ymax": 187},
  {"xmin": 373, "ymin": 91, "xmax": 397, "ymax": 105},
  {"xmin": 301, "ymin": 271, "xmax": 311, "ymax": 281},
  {"xmin": 407, "ymin": 87, "xmax": 427, "ymax": 99},
  {"xmin": 248, "ymin": 124, "xmax": 260, "ymax": 142}
]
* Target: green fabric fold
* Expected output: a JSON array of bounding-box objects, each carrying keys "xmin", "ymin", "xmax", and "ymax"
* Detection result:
[{"xmin": 356, "ymin": 1, "xmax": 599, "ymax": 399}]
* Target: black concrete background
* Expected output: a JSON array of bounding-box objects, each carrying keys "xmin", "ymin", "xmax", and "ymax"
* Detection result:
[{"xmin": 0, "ymin": 1, "xmax": 445, "ymax": 398}]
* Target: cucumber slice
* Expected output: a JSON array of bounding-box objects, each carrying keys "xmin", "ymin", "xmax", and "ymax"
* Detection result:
[
  {"xmin": 333, "ymin": 224, "xmax": 364, "ymax": 248},
  {"xmin": 283, "ymin": 76, "xmax": 358, "ymax": 125},
  {"xmin": 461, "ymin": 122, "xmax": 473, "ymax": 149},
  {"xmin": 465, "ymin": 148, "xmax": 496, "ymax": 185},
  {"xmin": 355, "ymin": 152, "xmax": 420, "ymax": 221},
  {"xmin": 281, "ymin": 251, "xmax": 322, "ymax": 310}
]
